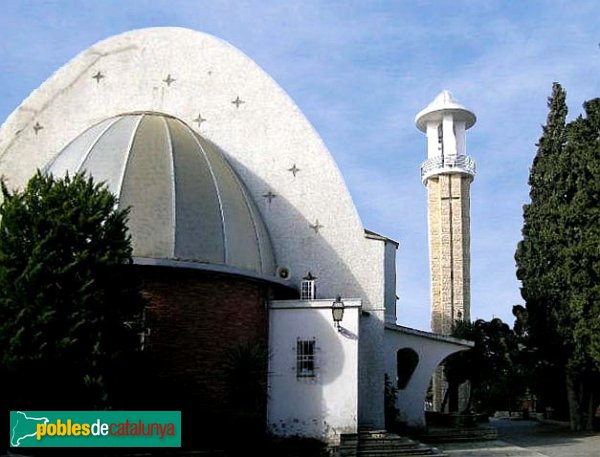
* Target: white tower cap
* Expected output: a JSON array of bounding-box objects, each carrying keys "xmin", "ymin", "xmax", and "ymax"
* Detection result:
[{"xmin": 415, "ymin": 90, "xmax": 476, "ymax": 132}]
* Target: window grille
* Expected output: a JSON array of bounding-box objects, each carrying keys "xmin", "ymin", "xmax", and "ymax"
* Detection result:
[
  {"xmin": 296, "ymin": 339, "xmax": 316, "ymax": 378},
  {"xmin": 301, "ymin": 272, "xmax": 316, "ymax": 300}
]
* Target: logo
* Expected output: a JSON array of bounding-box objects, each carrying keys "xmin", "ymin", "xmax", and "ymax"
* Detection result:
[{"xmin": 9, "ymin": 411, "xmax": 181, "ymax": 448}]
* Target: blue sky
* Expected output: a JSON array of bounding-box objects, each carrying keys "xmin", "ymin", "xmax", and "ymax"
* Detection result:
[{"xmin": 1, "ymin": 1, "xmax": 599, "ymax": 330}]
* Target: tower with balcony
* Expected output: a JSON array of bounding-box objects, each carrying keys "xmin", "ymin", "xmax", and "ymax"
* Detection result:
[{"xmin": 416, "ymin": 91, "xmax": 476, "ymax": 410}]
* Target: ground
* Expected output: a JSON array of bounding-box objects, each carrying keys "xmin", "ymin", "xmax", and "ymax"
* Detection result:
[
  {"xmin": 440, "ymin": 419, "xmax": 600, "ymax": 456},
  {"xmin": 3, "ymin": 418, "xmax": 599, "ymax": 456}
]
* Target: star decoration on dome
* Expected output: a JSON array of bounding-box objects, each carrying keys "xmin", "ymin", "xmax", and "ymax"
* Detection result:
[
  {"xmin": 92, "ymin": 71, "xmax": 105, "ymax": 83},
  {"xmin": 33, "ymin": 122, "xmax": 44, "ymax": 135},
  {"xmin": 309, "ymin": 219, "xmax": 323, "ymax": 234},
  {"xmin": 232, "ymin": 96, "xmax": 245, "ymax": 108},
  {"xmin": 288, "ymin": 164, "xmax": 300, "ymax": 177},
  {"xmin": 193, "ymin": 113, "xmax": 207, "ymax": 127},
  {"xmin": 163, "ymin": 74, "xmax": 176, "ymax": 86},
  {"xmin": 263, "ymin": 191, "xmax": 277, "ymax": 204}
]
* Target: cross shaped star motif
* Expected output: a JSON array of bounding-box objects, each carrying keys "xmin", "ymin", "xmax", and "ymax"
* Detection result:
[
  {"xmin": 441, "ymin": 195, "xmax": 460, "ymax": 202},
  {"xmin": 288, "ymin": 164, "xmax": 300, "ymax": 177},
  {"xmin": 232, "ymin": 96, "xmax": 245, "ymax": 108},
  {"xmin": 263, "ymin": 191, "xmax": 277, "ymax": 204},
  {"xmin": 163, "ymin": 74, "xmax": 176, "ymax": 86},
  {"xmin": 92, "ymin": 71, "xmax": 105, "ymax": 83},
  {"xmin": 33, "ymin": 122, "xmax": 44, "ymax": 135},
  {"xmin": 193, "ymin": 113, "xmax": 207, "ymax": 127},
  {"xmin": 309, "ymin": 219, "xmax": 324, "ymax": 234}
]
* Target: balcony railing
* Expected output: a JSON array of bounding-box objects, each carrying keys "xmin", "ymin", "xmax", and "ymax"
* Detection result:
[{"xmin": 420, "ymin": 154, "xmax": 476, "ymax": 182}]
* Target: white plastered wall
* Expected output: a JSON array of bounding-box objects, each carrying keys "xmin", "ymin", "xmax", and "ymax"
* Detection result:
[
  {"xmin": 268, "ymin": 299, "xmax": 360, "ymax": 444},
  {"xmin": 384, "ymin": 324, "xmax": 472, "ymax": 430}
]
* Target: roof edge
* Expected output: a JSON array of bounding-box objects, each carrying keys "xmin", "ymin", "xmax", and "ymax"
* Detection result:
[
  {"xmin": 385, "ymin": 323, "xmax": 474, "ymax": 347},
  {"xmin": 364, "ymin": 228, "xmax": 399, "ymax": 246},
  {"xmin": 133, "ymin": 256, "xmax": 293, "ymax": 289}
]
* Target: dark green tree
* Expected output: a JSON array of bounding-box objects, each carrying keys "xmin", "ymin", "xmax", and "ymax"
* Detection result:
[
  {"xmin": 512, "ymin": 304, "xmax": 568, "ymax": 420},
  {"xmin": 515, "ymin": 83, "xmax": 600, "ymax": 430},
  {"xmin": 384, "ymin": 373, "xmax": 399, "ymax": 430},
  {"xmin": 444, "ymin": 318, "xmax": 523, "ymax": 415},
  {"xmin": 221, "ymin": 341, "xmax": 269, "ymax": 450},
  {"xmin": 442, "ymin": 320, "xmax": 472, "ymax": 413},
  {"xmin": 0, "ymin": 171, "xmax": 144, "ymax": 410}
]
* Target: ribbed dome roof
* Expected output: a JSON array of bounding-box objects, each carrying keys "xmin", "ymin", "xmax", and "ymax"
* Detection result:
[{"xmin": 45, "ymin": 112, "xmax": 276, "ymax": 277}]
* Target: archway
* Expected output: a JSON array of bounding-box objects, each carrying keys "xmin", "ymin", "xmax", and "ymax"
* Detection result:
[{"xmin": 396, "ymin": 348, "xmax": 419, "ymax": 390}]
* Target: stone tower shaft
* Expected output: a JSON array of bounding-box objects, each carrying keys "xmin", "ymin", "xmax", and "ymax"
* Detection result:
[
  {"xmin": 426, "ymin": 173, "xmax": 471, "ymax": 333},
  {"xmin": 416, "ymin": 90, "xmax": 476, "ymax": 412},
  {"xmin": 415, "ymin": 90, "xmax": 476, "ymax": 335}
]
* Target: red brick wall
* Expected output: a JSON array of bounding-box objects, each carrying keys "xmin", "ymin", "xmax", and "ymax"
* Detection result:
[{"xmin": 138, "ymin": 266, "xmax": 272, "ymax": 416}]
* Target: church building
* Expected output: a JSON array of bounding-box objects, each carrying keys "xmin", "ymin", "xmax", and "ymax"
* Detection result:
[{"xmin": 0, "ymin": 28, "xmax": 474, "ymax": 444}]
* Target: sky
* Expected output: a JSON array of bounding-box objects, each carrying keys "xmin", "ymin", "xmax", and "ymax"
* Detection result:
[{"xmin": 0, "ymin": 1, "xmax": 599, "ymax": 331}]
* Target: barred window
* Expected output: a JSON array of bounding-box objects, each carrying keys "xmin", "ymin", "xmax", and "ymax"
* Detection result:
[
  {"xmin": 300, "ymin": 280, "xmax": 316, "ymax": 300},
  {"xmin": 296, "ymin": 339, "xmax": 316, "ymax": 378},
  {"xmin": 301, "ymin": 272, "xmax": 316, "ymax": 300}
]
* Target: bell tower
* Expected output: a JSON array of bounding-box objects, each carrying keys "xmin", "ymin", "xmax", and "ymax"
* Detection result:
[{"xmin": 415, "ymin": 91, "xmax": 476, "ymax": 410}]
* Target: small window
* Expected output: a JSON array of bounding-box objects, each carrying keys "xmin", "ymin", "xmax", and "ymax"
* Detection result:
[
  {"xmin": 301, "ymin": 272, "xmax": 316, "ymax": 300},
  {"xmin": 297, "ymin": 339, "xmax": 316, "ymax": 378}
]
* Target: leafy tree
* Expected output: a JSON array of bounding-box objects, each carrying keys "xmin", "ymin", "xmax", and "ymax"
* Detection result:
[
  {"xmin": 512, "ymin": 304, "xmax": 568, "ymax": 420},
  {"xmin": 384, "ymin": 373, "xmax": 399, "ymax": 429},
  {"xmin": 515, "ymin": 83, "xmax": 600, "ymax": 430},
  {"xmin": 442, "ymin": 320, "xmax": 472, "ymax": 413},
  {"xmin": 222, "ymin": 341, "xmax": 269, "ymax": 450},
  {"xmin": 222, "ymin": 341, "xmax": 268, "ymax": 423},
  {"xmin": 0, "ymin": 171, "xmax": 144, "ymax": 410},
  {"xmin": 444, "ymin": 318, "xmax": 524, "ymax": 415}
]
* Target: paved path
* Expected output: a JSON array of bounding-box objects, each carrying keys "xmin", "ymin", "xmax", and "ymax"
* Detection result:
[{"xmin": 439, "ymin": 419, "xmax": 600, "ymax": 457}]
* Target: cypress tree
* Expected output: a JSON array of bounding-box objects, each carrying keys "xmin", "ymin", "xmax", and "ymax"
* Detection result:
[{"xmin": 516, "ymin": 84, "xmax": 600, "ymax": 430}]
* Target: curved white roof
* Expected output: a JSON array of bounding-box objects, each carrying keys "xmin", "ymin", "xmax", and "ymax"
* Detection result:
[
  {"xmin": 415, "ymin": 90, "xmax": 476, "ymax": 132},
  {"xmin": 45, "ymin": 112, "xmax": 276, "ymax": 276},
  {"xmin": 0, "ymin": 27, "xmax": 384, "ymax": 303}
]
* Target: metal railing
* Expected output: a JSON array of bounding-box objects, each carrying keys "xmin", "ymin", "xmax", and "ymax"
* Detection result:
[{"xmin": 421, "ymin": 155, "xmax": 476, "ymax": 182}]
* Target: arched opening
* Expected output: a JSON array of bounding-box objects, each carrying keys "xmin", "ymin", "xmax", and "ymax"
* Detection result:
[{"xmin": 397, "ymin": 348, "xmax": 419, "ymax": 390}]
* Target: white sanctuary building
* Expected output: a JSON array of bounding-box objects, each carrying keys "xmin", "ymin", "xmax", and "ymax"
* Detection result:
[{"xmin": 0, "ymin": 28, "xmax": 472, "ymax": 444}]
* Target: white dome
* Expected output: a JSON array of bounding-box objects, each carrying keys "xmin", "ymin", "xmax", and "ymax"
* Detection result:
[{"xmin": 45, "ymin": 112, "xmax": 276, "ymax": 277}]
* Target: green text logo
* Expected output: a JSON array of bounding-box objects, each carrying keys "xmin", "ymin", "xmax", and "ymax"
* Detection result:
[{"xmin": 10, "ymin": 411, "xmax": 181, "ymax": 447}]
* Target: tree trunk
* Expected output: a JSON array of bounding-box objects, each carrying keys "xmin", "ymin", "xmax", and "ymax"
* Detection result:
[
  {"xmin": 566, "ymin": 371, "xmax": 582, "ymax": 431},
  {"xmin": 566, "ymin": 371, "xmax": 595, "ymax": 431},
  {"xmin": 465, "ymin": 382, "xmax": 473, "ymax": 413},
  {"xmin": 449, "ymin": 382, "xmax": 459, "ymax": 412},
  {"xmin": 585, "ymin": 389, "xmax": 594, "ymax": 431},
  {"xmin": 441, "ymin": 385, "xmax": 450, "ymax": 413}
]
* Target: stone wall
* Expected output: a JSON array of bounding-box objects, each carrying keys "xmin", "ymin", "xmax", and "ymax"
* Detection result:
[
  {"xmin": 427, "ymin": 173, "xmax": 471, "ymax": 335},
  {"xmin": 426, "ymin": 173, "xmax": 471, "ymax": 411}
]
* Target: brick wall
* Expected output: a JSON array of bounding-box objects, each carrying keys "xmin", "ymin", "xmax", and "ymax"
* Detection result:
[{"xmin": 136, "ymin": 266, "xmax": 290, "ymax": 433}]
